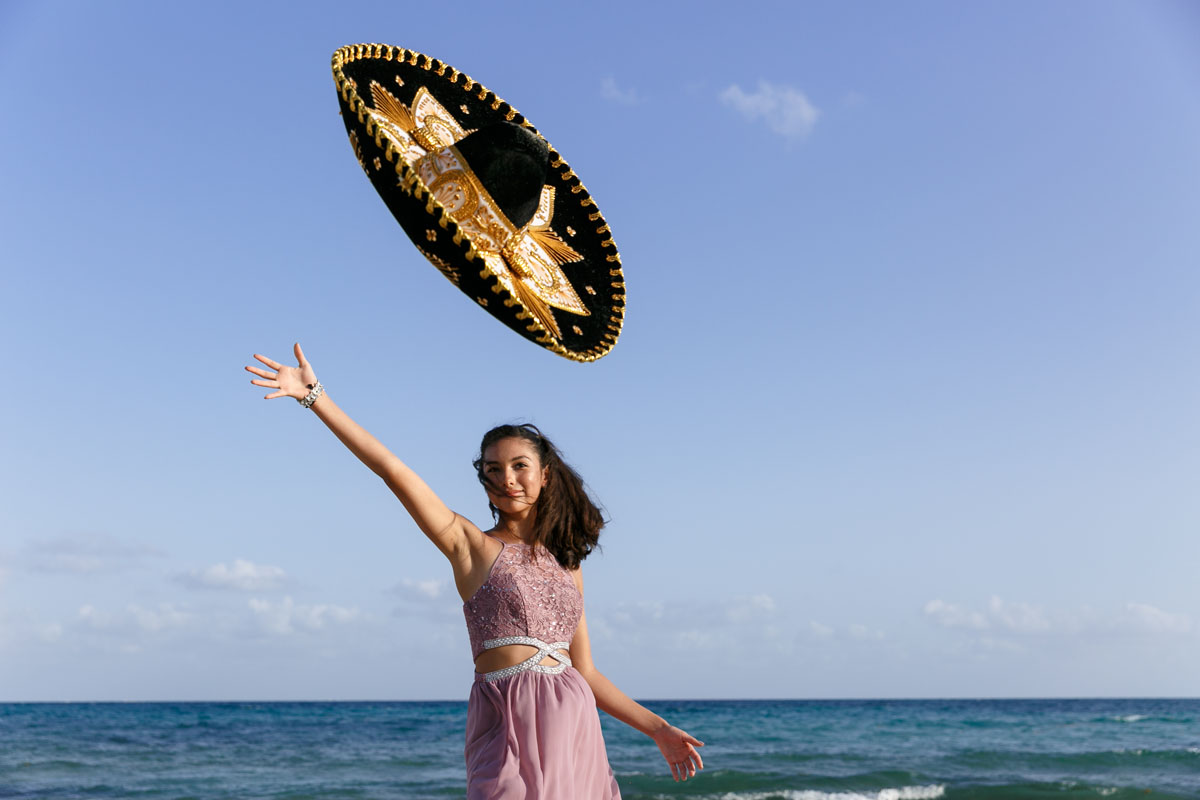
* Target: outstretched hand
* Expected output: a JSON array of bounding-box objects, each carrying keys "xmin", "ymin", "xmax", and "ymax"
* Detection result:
[
  {"xmin": 245, "ymin": 343, "xmax": 318, "ymax": 400},
  {"xmin": 653, "ymin": 724, "xmax": 704, "ymax": 782}
]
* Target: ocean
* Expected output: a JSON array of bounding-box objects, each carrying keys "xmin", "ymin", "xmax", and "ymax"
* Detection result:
[{"xmin": 1, "ymin": 698, "xmax": 1197, "ymax": 799}]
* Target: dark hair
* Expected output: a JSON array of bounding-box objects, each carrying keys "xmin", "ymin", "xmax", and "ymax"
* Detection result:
[{"xmin": 473, "ymin": 424, "xmax": 604, "ymax": 569}]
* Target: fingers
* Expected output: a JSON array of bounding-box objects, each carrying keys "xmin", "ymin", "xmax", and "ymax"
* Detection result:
[
  {"xmin": 664, "ymin": 749, "xmax": 702, "ymax": 781},
  {"xmin": 669, "ymin": 756, "xmax": 698, "ymax": 781},
  {"xmin": 688, "ymin": 744, "xmax": 704, "ymax": 771},
  {"xmin": 253, "ymin": 353, "xmax": 284, "ymax": 370},
  {"xmin": 245, "ymin": 353, "xmax": 296, "ymax": 401},
  {"xmin": 294, "ymin": 342, "xmax": 306, "ymax": 366}
]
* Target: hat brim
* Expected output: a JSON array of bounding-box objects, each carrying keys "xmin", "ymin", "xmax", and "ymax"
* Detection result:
[{"xmin": 331, "ymin": 44, "xmax": 625, "ymax": 362}]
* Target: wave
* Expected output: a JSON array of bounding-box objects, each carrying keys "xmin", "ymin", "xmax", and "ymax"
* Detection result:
[
  {"xmin": 941, "ymin": 782, "xmax": 1199, "ymax": 800},
  {"xmin": 640, "ymin": 787, "xmax": 946, "ymax": 800},
  {"xmin": 1090, "ymin": 713, "xmax": 1195, "ymax": 724},
  {"xmin": 952, "ymin": 745, "xmax": 1200, "ymax": 769}
]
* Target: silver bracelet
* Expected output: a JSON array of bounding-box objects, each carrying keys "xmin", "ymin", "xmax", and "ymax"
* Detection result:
[{"xmin": 298, "ymin": 381, "xmax": 324, "ymax": 409}]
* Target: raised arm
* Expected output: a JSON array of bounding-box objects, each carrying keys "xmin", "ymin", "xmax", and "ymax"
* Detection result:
[
  {"xmin": 245, "ymin": 343, "xmax": 472, "ymax": 561},
  {"xmin": 567, "ymin": 569, "xmax": 705, "ymax": 782}
]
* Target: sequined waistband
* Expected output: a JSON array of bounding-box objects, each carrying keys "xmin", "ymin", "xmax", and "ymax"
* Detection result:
[{"xmin": 474, "ymin": 636, "xmax": 572, "ymax": 683}]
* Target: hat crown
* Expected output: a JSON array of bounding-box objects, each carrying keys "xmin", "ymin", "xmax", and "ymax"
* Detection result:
[{"xmin": 455, "ymin": 123, "xmax": 548, "ymax": 230}]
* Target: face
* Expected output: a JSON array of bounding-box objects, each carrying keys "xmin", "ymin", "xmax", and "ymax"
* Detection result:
[{"xmin": 481, "ymin": 437, "xmax": 549, "ymax": 514}]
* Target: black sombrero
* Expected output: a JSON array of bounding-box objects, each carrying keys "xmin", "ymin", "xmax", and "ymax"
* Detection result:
[{"xmin": 331, "ymin": 44, "xmax": 625, "ymax": 362}]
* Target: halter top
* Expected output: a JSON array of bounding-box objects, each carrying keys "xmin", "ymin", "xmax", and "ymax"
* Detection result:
[{"xmin": 463, "ymin": 537, "xmax": 583, "ymax": 660}]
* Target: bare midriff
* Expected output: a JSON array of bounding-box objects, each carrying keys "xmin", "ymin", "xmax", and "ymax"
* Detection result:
[{"xmin": 474, "ymin": 643, "xmax": 571, "ymax": 674}]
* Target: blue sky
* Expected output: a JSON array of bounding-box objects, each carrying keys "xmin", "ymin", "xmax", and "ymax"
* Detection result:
[{"xmin": 1, "ymin": 0, "xmax": 1198, "ymax": 701}]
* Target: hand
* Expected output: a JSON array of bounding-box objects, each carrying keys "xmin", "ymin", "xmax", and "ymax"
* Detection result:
[
  {"xmin": 245, "ymin": 343, "xmax": 319, "ymax": 401},
  {"xmin": 652, "ymin": 724, "xmax": 704, "ymax": 782}
]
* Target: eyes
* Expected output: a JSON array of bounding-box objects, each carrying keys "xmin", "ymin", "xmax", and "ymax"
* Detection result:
[{"xmin": 485, "ymin": 461, "xmax": 530, "ymax": 474}]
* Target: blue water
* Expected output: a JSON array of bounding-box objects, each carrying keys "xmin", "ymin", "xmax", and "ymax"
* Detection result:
[{"xmin": 1, "ymin": 699, "xmax": 1197, "ymax": 799}]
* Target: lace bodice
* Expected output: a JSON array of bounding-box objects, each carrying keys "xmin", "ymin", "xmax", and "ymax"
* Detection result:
[{"xmin": 463, "ymin": 538, "xmax": 583, "ymax": 659}]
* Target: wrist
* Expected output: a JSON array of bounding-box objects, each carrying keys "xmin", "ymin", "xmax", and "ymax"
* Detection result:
[
  {"xmin": 298, "ymin": 381, "xmax": 324, "ymax": 409},
  {"xmin": 648, "ymin": 716, "xmax": 671, "ymax": 738}
]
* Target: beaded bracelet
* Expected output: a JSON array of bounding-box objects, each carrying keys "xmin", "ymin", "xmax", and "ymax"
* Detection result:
[{"xmin": 297, "ymin": 381, "xmax": 324, "ymax": 409}]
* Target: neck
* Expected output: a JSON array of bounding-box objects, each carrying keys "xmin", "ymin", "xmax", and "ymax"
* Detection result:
[{"xmin": 496, "ymin": 507, "xmax": 537, "ymax": 542}]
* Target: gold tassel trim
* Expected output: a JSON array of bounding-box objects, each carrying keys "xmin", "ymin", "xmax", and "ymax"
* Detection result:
[{"xmin": 529, "ymin": 227, "xmax": 583, "ymax": 265}]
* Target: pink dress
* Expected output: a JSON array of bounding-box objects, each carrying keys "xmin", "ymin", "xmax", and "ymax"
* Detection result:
[{"xmin": 463, "ymin": 536, "xmax": 621, "ymax": 799}]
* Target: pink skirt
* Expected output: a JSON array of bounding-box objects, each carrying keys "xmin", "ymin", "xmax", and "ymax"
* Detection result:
[{"xmin": 465, "ymin": 666, "xmax": 622, "ymax": 799}]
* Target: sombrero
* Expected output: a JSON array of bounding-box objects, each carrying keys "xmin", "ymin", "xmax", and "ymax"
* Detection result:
[{"xmin": 331, "ymin": 44, "xmax": 625, "ymax": 362}]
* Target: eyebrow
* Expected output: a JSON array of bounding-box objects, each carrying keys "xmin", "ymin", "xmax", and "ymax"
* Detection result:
[{"xmin": 482, "ymin": 457, "xmax": 531, "ymax": 466}]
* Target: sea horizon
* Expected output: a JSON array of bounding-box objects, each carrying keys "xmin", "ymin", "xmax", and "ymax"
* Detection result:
[
  {"xmin": 5, "ymin": 694, "xmax": 1196, "ymax": 704},
  {"xmin": 4, "ymin": 697, "xmax": 1197, "ymax": 799}
]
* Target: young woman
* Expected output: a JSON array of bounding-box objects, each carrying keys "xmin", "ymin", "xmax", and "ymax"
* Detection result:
[{"xmin": 245, "ymin": 344, "xmax": 704, "ymax": 798}]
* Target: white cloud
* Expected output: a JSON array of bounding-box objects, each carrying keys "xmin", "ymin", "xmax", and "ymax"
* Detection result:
[
  {"xmin": 25, "ymin": 534, "xmax": 162, "ymax": 574},
  {"xmin": 38, "ymin": 594, "xmax": 359, "ymax": 649},
  {"xmin": 179, "ymin": 559, "xmax": 286, "ymax": 591},
  {"xmin": 924, "ymin": 599, "xmax": 989, "ymax": 630},
  {"xmin": 75, "ymin": 602, "xmax": 189, "ymax": 635},
  {"xmin": 78, "ymin": 603, "xmax": 114, "ymax": 630},
  {"xmin": 977, "ymin": 636, "xmax": 1025, "ymax": 653},
  {"xmin": 390, "ymin": 577, "xmax": 459, "ymax": 623},
  {"xmin": 1120, "ymin": 603, "xmax": 1192, "ymax": 635},
  {"xmin": 848, "ymin": 623, "xmax": 885, "ymax": 641},
  {"xmin": 925, "ymin": 597, "xmax": 1193, "ymax": 638},
  {"xmin": 809, "ymin": 620, "xmax": 834, "ymax": 638},
  {"xmin": 673, "ymin": 629, "xmax": 719, "ymax": 649},
  {"xmin": 924, "ymin": 597, "xmax": 1061, "ymax": 634},
  {"xmin": 129, "ymin": 603, "xmax": 189, "ymax": 633},
  {"xmin": 399, "ymin": 577, "xmax": 445, "ymax": 600},
  {"xmin": 610, "ymin": 601, "xmax": 665, "ymax": 627},
  {"xmin": 719, "ymin": 80, "xmax": 820, "ymax": 139},
  {"xmin": 988, "ymin": 596, "xmax": 1053, "ymax": 633},
  {"xmin": 249, "ymin": 596, "xmax": 359, "ymax": 636},
  {"xmin": 601, "ymin": 77, "xmax": 642, "ymax": 105},
  {"xmin": 725, "ymin": 593, "xmax": 776, "ymax": 623}
]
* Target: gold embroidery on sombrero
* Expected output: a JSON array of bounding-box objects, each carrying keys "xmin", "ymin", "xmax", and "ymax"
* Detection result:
[
  {"xmin": 366, "ymin": 83, "xmax": 468, "ymax": 165},
  {"xmin": 338, "ymin": 57, "xmax": 604, "ymax": 350},
  {"xmin": 507, "ymin": 186, "xmax": 586, "ymax": 316},
  {"xmin": 370, "ymin": 82, "xmax": 414, "ymax": 134},
  {"xmin": 410, "ymin": 87, "xmax": 470, "ymax": 150},
  {"xmin": 413, "ymin": 147, "xmax": 589, "ymax": 337}
]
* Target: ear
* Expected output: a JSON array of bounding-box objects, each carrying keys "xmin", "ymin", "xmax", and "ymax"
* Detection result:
[{"xmin": 541, "ymin": 465, "xmax": 549, "ymax": 487}]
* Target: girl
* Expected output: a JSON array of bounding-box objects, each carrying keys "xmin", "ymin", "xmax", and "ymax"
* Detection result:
[{"xmin": 246, "ymin": 344, "xmax": 704, "ymax": 798}]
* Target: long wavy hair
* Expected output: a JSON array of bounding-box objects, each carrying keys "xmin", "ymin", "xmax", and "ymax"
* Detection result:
[{"xmin": 473, "ymin": 424, "xmax": 604, "ymax": 569}]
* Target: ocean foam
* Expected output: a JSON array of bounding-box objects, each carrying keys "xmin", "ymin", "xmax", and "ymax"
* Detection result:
[{"xmin": 678, "ymin": 785, "xmax": 946, "ymax": 800}]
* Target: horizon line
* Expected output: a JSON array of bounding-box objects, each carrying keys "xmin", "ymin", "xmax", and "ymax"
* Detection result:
[{"xmin": 4, "ymin": 695, "xmax": 1197, "ymax": 704}]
